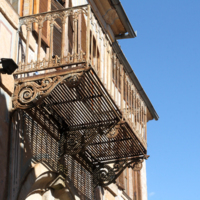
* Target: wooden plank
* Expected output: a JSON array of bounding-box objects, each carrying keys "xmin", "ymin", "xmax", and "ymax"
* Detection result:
[
  {"xmin": 86, "ymin": 5, "xmax": 91, "ymax": 61},
  {"xmin": 120, "ymin": 65, "xmax": 124, "ymax": 112},
  {"xmin": 25, "ymin": 25, "xmax": 31, "ymax": 65}
]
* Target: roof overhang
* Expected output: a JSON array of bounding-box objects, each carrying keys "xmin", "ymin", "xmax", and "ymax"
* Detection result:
[
  {"xmin": 88, "ymin": 0, "xmax": 136, "ymax": 40},
  {"xmin": 110, "ymin": 0, "xmax": 137, "ymax": 39}
]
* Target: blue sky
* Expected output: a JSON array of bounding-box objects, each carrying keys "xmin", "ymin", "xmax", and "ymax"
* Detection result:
[{"xmin": 119, "ymin": 1, "xmax": 200, "ymax": 199}]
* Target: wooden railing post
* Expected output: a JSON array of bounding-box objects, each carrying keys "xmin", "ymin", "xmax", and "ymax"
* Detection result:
[
  {"xmin": 117, "ymin": 59, "xmax": 120, "ymax": 106},
  {"xmin": 141, "ymin": 102, "xmax": 143, "ymax": 135},
  {"xmin": 107, "ymin": 44, "xmax": 111, "ymax": 92},
  {"xmin": 37, "ymin": 20, "xmax": 43, "ymax": 64},
  {"xmin": 86, "ymin": 5, "xmax": 91, "ymax": 63},
  {"xmin": 25, "ymin": 23, "xmax": 31, "ymax": 65},
  {"xmin": 131, "ymin": 86, "xmax": 133, "ymax": 124},
  {"xmin": 145, "ymin": 106, "xmax": 147, "ymax": 141},
  {"xmin": 61, "ymin": 16, "xmax": 66, "ymax": 64},
  {"xmin": 103, "ymin": 35, "xmax": 107, "ymax": 86},
  {"xmin": 94, "ymin": 20, "xmax": 98, "ymax": 71},
  {"xmin": 128, "ymin": 84, "xmax": 130, "ymax": 120},
  {"xmin": 138, "ymin": 97, "xmax": 141, "ymax": 133},
  {"xmin": 49, "ymin": 19, "xmax": 54, "ymax": 62},
  {"xmin": 99, "ymin": 28, "xmax": 103, "ymax": 80},
  {"xmin": 73, "ymin": 13, "xmax": 78, "ymax": 62},
  {"xmin": 120, "ymin": 65, "xmax": 124, "ymax": 113},
  {"xmin": 106, "ymin": 42, "xmax": 110, "ymax": 91},
  {"xmin": 78, "ymin": 12, "xmax": 81, "ymax": 56},
  {"xmin": 140, "ymin": 100, "xmax": 143, "ymax": 135},
  {"xmin": 113, "ymin": 53, "xmax": 117, "ymax": 101},
  {"xmin": 134, "ymin": 89, "xmax": 137, "ymax": 128},
  {"xmin": 110, "ymin": 51, "xmax": 113, "ymax": 97},
  {"xmin": 125, "ymin": 75, "xmax": 128, "ymax": 118}
]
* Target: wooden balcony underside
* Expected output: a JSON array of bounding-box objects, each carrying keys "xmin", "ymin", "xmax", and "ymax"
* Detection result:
[{"xmin": 13, "ymin": 67, "xmax": 147, "ymax": 163}]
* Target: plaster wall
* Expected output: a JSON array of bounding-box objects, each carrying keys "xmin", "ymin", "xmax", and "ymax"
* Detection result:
[
  {"xmin": 104, "ymin": 190, "xmax": 115, "ymax": 200},
  {"xmin": 140, "ymin": 161, "xmax": 148, "ymax": 200},
  {"xmin": 0, "ymin": 0, "xmax": 19, "ymax": 30},
  {"xmin": 71, "ymin": 0, "xmax": 88, "ymax": 6},
  {"xmin": 0, "ymin": 88, "xmax": 11, "ymax": 200},
  {"xmin": 0, "ymin": 12, "xmax": 18, "ymax": 62},
  {"xmin": 0, "ymin": 1, "xmax": 18, "ymax": 199}
]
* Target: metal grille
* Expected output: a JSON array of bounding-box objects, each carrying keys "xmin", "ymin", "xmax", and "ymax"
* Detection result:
[
  {"xmin": 64, "ymin": 155, "xmax": 94, "ymax": 200},
  {"xmin": 42, "ymin": 70, "xmax": 120, "ymax": 129},
  {"xmin": 14, "ymin": 68, "xmax": 146, "ymax": 162},
  {"xmin": 21, "ymin": 110, "xmax": 94, "ymax": 200},
  {"xmin": 24, "ymin": 111, "xmax": 60, "ymax": 170},
  {"xmin": 13, "ymin": 67, "xmax": 147, "ymax": 193},
  {"xmin": 87, "ymin": 123, "xmax": 146, "ymax": 162}
]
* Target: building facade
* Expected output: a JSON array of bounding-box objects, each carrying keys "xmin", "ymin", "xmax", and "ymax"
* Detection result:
[{"xmin": 0, "ymin": 0, "xmax": 158, "ymax": 199}]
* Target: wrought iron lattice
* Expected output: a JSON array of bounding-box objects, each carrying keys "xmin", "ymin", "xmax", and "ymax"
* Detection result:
[
  {"xmin": 13, "ymin": 67, "xmax": 148, "ymax": 192},
  {"xmin": 24, "ymin": 111, "xmax": 60, "ymax": 170},
  {"xmin": 21, "ymin": 110, "xmax": 94, "ymax": 199}
]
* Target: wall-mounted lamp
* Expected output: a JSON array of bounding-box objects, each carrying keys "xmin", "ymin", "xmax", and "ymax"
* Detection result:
[{"xmin": 0, "ymin": 58, "xmax": 18, "ymax": 74}]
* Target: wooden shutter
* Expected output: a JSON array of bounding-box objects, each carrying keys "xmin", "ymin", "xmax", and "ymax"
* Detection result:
[
  {"xmin": 33, "ymin": 0, "xmax": 50, "ymax": 46},
  {"xmin": 39, "ymin": 0, "xmax": 48, "ymax": 38},
  {"xmin": 51, "ymin": 0, "xmax": 66, "ymax": 57},
  {"xmin": 53, "ymin": 20, "xmax": 62, "ymax": 56},
  {"xmin": 81, "ymin": 13, "xmax": 87, "ymax": 52}
]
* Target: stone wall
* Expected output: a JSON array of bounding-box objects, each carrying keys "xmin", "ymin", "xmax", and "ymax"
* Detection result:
[
  {"xmin": 0, "ymin": 88, "xmax": 11, "ymax": 200},
  {"xmin": 141, "ymin": 161, "xmax": 148, "ymax": 200},
  {"xmin": 0, "ymin": 1, "xmax": 18, "ymax": 199}
]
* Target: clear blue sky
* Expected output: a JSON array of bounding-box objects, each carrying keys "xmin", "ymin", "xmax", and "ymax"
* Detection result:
[{"xmin": 119, "ymin": 1, "xmax": 200, "ymax": 200}]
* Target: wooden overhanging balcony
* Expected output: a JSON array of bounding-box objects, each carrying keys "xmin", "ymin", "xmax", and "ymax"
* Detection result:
[{"xmin": 13, "ymin": 4, "xmax": 153, "ymax": 186}]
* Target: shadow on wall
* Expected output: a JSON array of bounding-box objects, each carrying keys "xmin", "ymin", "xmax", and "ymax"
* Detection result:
[
  {"xmin": 8, "ymin": 109, "xmax": 78, "ymax": 200},
  {"xmin": 0, "ymin": 88, "xmax": 10, "ymax": 200},
  {"xmin": 17, "ymin": 162, "xmax": 75, "ymax": 200},
  {"xmin": 11, "ymin": 109, "xmax": 94, "ymax": 200}
]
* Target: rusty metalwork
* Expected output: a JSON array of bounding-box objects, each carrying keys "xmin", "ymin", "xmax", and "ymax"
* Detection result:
[
  {"xmin": 15, "ymin": 6, "xmax": 88, "ymax": 75},
  {"xmin": 93, "ymin": 159, "xmax": 144, "ymax": 187},
  {"xmin": 13, "ymin": 72, "xmax": 84, "ymax": 110},
  {"xmin": 106, "ymin": 121, "xmax": 123, "ymax": 138},
  {"xmin": 13, "ymin": 67, "xmax": 147, "ymax": 154},
  {"xmin": 8, "ymin": 2, "xmax": 158, "ymax": 195},
  {"xmin": 13, "ymin": 64, "xmax": 148, "ymax": 189}
]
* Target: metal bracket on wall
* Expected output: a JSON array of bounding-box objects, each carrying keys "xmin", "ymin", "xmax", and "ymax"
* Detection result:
[{"xmin": 93, "ymin": 157, "xmax": 145, "ymax": 188}]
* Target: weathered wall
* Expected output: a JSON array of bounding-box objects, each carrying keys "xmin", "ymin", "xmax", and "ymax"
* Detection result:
[
  {"xmin": 71, "ymin": 0, "xmax": 88, "ymax": 6},
  {"xmin": 0, "ymin": 1, "xmax": 18, "ymax": 199},
  {"xmin": 141, "ymin": 161, "xmax": 148, "ymax": 200},
  {"xmin": 0, "ymin": 88, "xmax": 11, "ymax": 200},
  {"xmin": 0, "ymin": 3, "xmax": 18, "ymax": 61}
]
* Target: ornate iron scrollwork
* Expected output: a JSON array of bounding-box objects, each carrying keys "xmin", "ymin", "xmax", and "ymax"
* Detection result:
[
  {"xmin": 13, "ymin": 72, "xmax": 84, "ymax": 110},
  {"xmin": 93, "ymin": 164, "xmax": 115, "ymax": 187},
  {"xmin": 93, "ymin": 159, "xmax": 144, "ymax": 188},
  {"xmin": 64, "ymin": 131, "xmax": 82, "ymax": 155},
  {"xmin": 61, "ymin": 73, "xmax": 83, "ymax": 88},
  {"xmin": 59, "ymin": 128, "xmax": 101, "ymax": 156},
  {"xmin": 106, "ymin": 121, "xmax": 123, "ymax": 138}
]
